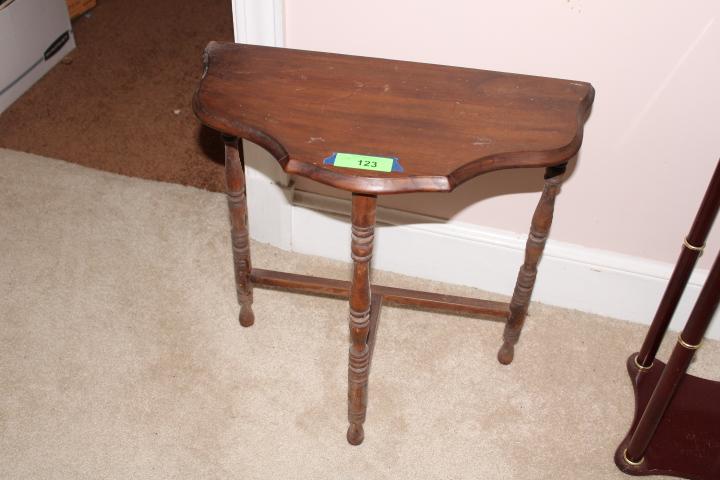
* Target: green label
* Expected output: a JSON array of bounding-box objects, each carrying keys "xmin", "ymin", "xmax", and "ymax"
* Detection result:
[{"xmin": 332, "ymin": 153, "xmax": 394, "ymax": 172}]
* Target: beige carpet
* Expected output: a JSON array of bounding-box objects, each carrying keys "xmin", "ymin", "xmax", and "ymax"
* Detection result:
[{"xmin": 1, "ymin": 148, "xmax": 717, "ymax": 479}]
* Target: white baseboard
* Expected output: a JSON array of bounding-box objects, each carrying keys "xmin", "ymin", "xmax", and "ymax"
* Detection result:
[
  {"xmin": 241, "ymin": 142, "xmax": 293, "ymax": 250},
  {"xmin": 286, "ymin": 189, "xmax": 718, "ymax": 340}
]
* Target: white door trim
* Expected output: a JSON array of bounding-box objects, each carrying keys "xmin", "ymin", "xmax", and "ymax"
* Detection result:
[
  {"xmin": 229, "ymin": 0, "xmax": 292, "ymax": 249},
  {"xmin": 231, "ymin": 0, "xmax": 285, "ymax": 47}
]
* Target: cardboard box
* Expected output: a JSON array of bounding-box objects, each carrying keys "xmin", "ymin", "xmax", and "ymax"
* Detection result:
[{"xmin": 66, "ymin": 0, "xmax": 95, "ymax": 19}]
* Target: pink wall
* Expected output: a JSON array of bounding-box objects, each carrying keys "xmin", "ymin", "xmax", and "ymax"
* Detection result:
[{"xmin": 284, "ymin": 0, "xmax": 720, "ymax": 268}]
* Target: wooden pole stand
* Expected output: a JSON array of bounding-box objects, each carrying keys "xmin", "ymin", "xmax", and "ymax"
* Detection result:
[{"xmin": 615, "ymin": 159, "xmax": 720, "ymax": 480}]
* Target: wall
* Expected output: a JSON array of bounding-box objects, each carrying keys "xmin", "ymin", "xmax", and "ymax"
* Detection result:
[{"xmin": 284, "ymin": 0, "xmax": 720, "ymax": 269}]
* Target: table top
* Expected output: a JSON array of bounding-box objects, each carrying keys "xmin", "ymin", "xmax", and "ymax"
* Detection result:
[{"xmin": 193, "ymin": 42, "xmax": 594, "ymax": 194}]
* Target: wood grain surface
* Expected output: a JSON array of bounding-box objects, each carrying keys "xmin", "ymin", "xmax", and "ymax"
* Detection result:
[{"xmin": 193, "ymin": 42, "xmax": 594, "ymax": 194}]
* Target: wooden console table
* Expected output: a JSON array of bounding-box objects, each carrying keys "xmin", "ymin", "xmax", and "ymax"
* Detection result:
[{"xmin": 193, "ymin": 42, "xmax": 594, "ymax": 445}]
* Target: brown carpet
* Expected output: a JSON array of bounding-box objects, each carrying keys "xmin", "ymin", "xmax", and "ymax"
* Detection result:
[
  {"xmin": 0, "ymin": 0, "xmax": 231, "ymax": 192},
  {"xmin": 4, "ymin": 148, "xmax": 718, "ymax": 479}
]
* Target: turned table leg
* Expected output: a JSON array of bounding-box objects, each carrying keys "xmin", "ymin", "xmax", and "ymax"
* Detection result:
[
  {"xmin": 222, "ymin": 135, "xmax": 254, "ymax": 327},
  {"xmin": 346, "ymin": 193, "xmax": 377, "ymax": 445},
  {"xmin": 498, "ymin": 164, "xmax": 565, "ymax": 365}
]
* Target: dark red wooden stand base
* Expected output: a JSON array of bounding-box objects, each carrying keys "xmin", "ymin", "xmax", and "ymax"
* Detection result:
[{"xmin": 615, "ymin": 354, "xmax": 720, "ymax": 480}]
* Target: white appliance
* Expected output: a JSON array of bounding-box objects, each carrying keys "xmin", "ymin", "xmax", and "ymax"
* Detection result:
[{"xmin": 0, "ymin": 0, "xmax": 76, "ymax": 113}]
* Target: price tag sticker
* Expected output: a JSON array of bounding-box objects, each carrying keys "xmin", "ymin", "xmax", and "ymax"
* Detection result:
[{"xmin": 323, "ymin": 152, "xmax": 403, "ymax": 173}]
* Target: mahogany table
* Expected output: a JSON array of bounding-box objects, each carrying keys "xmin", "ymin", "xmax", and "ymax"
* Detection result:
[{"xmin": 193, "ymin": 42, "xmax": 594, "ymax": 445}]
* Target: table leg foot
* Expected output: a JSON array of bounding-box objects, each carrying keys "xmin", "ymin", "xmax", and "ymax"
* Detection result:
[
  {"xmin": 347, "ymin": 423, "xmax": 364, "ymax": 445},
  {"xmin": 239, "ymin": 306, "xmax": 255, "ymax": 327},
  {"xmin": 497, "ymin": 342, "xmax": 515, "ymax": 365}
]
